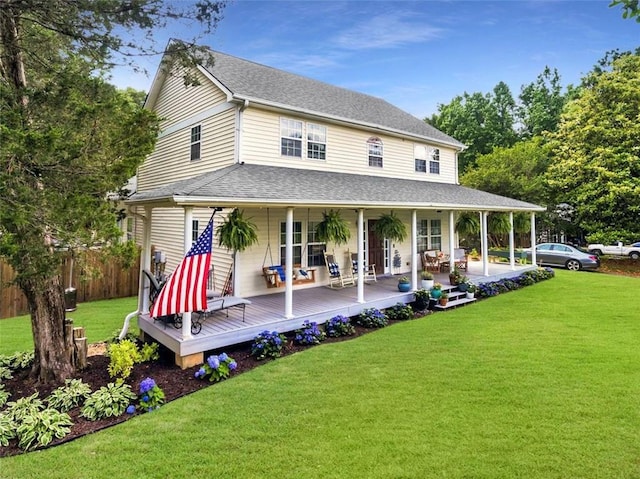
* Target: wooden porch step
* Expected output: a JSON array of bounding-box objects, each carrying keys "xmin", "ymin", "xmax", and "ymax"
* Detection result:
[{"xmin": 433, "ymin": 296, "xmax": 477, "ymax": 310}]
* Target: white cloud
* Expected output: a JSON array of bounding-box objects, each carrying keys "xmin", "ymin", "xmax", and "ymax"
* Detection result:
[{"xmin": 334, "ymin": 12, "xmax": 443, "ymax": 50}]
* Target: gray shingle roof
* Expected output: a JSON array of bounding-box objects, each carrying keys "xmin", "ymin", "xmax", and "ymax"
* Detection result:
[
  {"xmin": 128, "ymin": 163, "xmax": 544, "ymax": 212},
  {"xmin": 201, "ymin": 50, "xmax": 464, "ymax": 148}
]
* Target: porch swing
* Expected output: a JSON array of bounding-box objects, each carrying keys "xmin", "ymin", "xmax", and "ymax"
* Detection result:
[{"xmin": 261, "ymin": 208, "xmax": 316, "ymax": 288}]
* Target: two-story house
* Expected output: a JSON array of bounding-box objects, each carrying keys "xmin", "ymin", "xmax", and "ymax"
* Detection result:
[{"xmin": 127, "ymin": 49, "xmax": 543, "ymax": 367}]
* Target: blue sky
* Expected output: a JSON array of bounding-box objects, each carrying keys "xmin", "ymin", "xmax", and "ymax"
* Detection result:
[{"xmin": 110, "ymin": 0, "xmax": 639, "ymax": 119}]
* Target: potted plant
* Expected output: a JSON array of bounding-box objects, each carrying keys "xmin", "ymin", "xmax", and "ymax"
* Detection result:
[
  {"xmin": 430, "ymin": 282, "xmax": 442, "ymax": 299},
  {"xmin": 414, "ymin": 288, "xmax": 430, "ymax": 310},
  {"xmin": 457, "ymin": 275, "xmax": 470, "ymax": 292},
  {"xmin": 469, "ymin": 248, "xmax": 480, "ymax": 261},
  {"xmin": 373, "ymin": 211, "xmax": 407, "ymax": 243},
  {"xmin": 438, "ymin": 291, "xmax": 449, "ymax": 306},
  {"xmin": 420, "ymin": 270, "xmax": 434, "ymax": 290},
  {"xmin": 315, "ymin": 209, "xmax": 351, "ymax": 247},
  {"xmin": 449, "ymin": 266, "xmax": 463, "ymax": 286},
  {"xmin": 466, "ymin": 283, "xmax": 477, "ymax": 299},
  {"xmin": 397, "ymin": 275, "xmax": 411, "ymax": 292}
]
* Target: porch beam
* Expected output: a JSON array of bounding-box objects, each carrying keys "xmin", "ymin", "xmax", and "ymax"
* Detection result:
[
  {"xmin": 481, "ymin": 211, "xmax": 489, "ymax": 276},
  {"xmin": 357, "ymin": 209, "xmax": 365, "ymax": 303},
  {"xmin": 448, "ymin": 210, "xmax": 455, "ymax": 273},
  {"xmin": 411, "ymin": 210, "xmax": 418, "ymax": 291},
  {"xmin": 509, "ymin": 212, "xmax": 515, "ymax": 270},
  {"xmin": 285, "ymin": 207, "xmax": 294, "ymax": 319},
  {"xmin": 530, "ymin": 212, "xmax": 537, "ymax": 266},
  {"xmin": 182, "ymin": 207, "xmax": 193, "ymax": 340}
]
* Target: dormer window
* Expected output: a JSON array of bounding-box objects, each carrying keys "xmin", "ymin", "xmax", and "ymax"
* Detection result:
[{"xmin": 367, "ymin": 137, "xmax": 383, "ymax": 168}]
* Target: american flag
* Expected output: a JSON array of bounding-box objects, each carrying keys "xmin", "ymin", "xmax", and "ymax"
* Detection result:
[{"xmin": 150, "ymin": 215, "xmax": 214, "ymax": 318}]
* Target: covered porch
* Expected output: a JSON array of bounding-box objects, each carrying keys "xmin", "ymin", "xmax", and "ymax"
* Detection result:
[{"xmin": 138, "ymin": 261, "xmax": 535, "ymax": 367}]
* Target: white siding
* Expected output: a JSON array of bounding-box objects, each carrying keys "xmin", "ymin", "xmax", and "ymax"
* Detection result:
[
  {"xmin": 241, "ymin": 108, "xmax": 458, "ymax": 184},
  {"xmin": 138, "ymin": 100, "xmax": 237, "ymax": 191}
]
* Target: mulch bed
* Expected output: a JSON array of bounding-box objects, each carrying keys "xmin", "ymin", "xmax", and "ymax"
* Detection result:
[{"xmin": 1, "ymin": 311, "xmax": 431, "ymax": 458}]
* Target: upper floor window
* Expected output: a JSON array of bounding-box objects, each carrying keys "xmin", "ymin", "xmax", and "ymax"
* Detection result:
[
  {"xmin": 429, "ymin": 148, "xmax": 440, "ymax": 174},
  {"xmin": 307, "ymin": 123, "xmax": 326, "ymax": 160},
  {"xmin": 415, "ymin": 159, "xmax": 427, "ymax": 173},
  {"xmin": 281, "ymin": 118, "xmax": 303, "ymax": 157},
  {"xmin": 368, "ymin": 137, "xmax": 383, "ymax": 168},
  {"xmin": 190, "ymin": 125, "xmax": 201, "ymax": 161}
]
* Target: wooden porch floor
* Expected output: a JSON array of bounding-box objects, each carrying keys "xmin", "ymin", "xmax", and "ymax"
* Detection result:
[{"xmin": 138, "ymin": 261, "xmax": 534, "ymax": 361}]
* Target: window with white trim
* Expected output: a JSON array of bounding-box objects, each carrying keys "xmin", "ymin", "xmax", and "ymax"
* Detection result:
[
  {"xmin": 307, "ymin": 123, "xmax": 326, "ymax": 160},
  {"xmin": 417, "ymin": 219, "xmax": 442, "ymax": 251},
  {"xmin": 281, "ymin": 118, "xmax": 303, "ymax": 157},
  {"xmin": 429, "ymin": 148, "xmax": 440, "ymax": 174},
  {"xmin": 368, "ymin": 137, "xmax": 383, "ymax": 167},
  {"xmin": 280, "ymin": 221, "xmax": 302, "ymax": 265},
  {"xmin": 191, "ymin": 219, "xmax": 199, "ymax": 243},
  {"xmin": 307, "ymin": 221, "xmax": 326, "ymax": 267},
  {"xmin": 190, "ymin": 125, "xmax": 201, "ymax": 161}
]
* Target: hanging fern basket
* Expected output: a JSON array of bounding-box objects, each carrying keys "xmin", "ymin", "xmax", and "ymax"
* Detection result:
[
  {"xmin": 216, "ymin": 209, "xmax": 259, "ymax": 252},
  {"xmin": 315, "ymin": 209, "xmax": 351, "ymax": 246},
  {"xmin": 374, "ymin": 211, "xmax": 407, "ymax": 243}
]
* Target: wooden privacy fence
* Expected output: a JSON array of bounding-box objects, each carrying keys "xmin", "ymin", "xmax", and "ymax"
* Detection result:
[{"xmin": 0, "ymin": 251, "xmax": 141, "ymax": 320}]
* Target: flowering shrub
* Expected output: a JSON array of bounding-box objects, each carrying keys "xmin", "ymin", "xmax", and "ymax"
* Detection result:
[
  {"xmin": 355, "ymin": 308, "xmax": 388, "ymax": 328},
  {"xmin": 294, "ymin": 321, "xmax": 326, "ymax": 345},
  {"xmin": 477, "ymin": 267, "xmax": 555, "ymax": 299},
  {"xmin": 325, "ymin": 315, "xmax": 355, "ymax": 337},
  {"xmin": 385, "ymin": 302, "xmax": 414, "ymax": 321},
  {"xmin": 251, "ymin": 330, "xmax": 286, "ymax": 360},
  {"xmin": 138, "ymin": 377, "xmax": 165, "ymax": 412},
  {"xmin": 194, "ymin": 353, "xmax": 238, "ymax": 382}
]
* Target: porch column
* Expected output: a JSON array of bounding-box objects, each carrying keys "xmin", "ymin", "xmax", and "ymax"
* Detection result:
[
  {"xmin": 481, "ymin": 211, "xmax": 489, "ymax": 276},
  {"xmin": 509, "ymin": 212, "xmax": 516, "ymax": 270},
  {"xmin": 140, "ymin": 206, "xmax": 153, "ymax": 314},
  {"xmin": 411, "ymin": 210, "xmax": 418, "ymax": 290},
  {"xmin": 182, "ymin": 207, "xmax": 193, "ymax": 339},
  {"xmin": 448, "ymin": 210, "xmax": 455, "ymax": 273},
  {"xmin": 284, "ymin": 207, "xmax": 294, "ymax": 319},
  {"xmin": 357, "ymin": 209, "xmax": 365, "ymax": 303},
  {"xmin": 530, "ymin": 212, "xmax": 537, "ymax": 266}
]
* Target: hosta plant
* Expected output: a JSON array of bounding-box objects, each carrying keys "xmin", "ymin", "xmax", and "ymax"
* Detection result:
[
  {"xmin": 46, "ymin": 379, "xmax": 92, "ymax": 412},
  {"xmin": 4, "ymin": 393, "xmax": 44, "ymax": 422},
  {"xmin": 0, "ymin": 412, "xmax": 16, "ymax": 447},
  {"xmin": 325, "ymin": 315, "xmax": 355, "ymax": 337},
  {"xmin": 16, "ymin": 408, "xmax": 73, "ymax": 451},
  {"xmin": 251, "ymin": 330, "xmax": 286, "ymax": 360},
  {"xmin": 0, "ymin": 384, "xmax": 10, "ymax": 409},
  {"xmin": 294, "ymin": 320, "xmax": 326, "ymax": 345},
  {"xmin": 81, "ymin": 382, "xmax": 136, "ymax": 421},
  {"xmin": 194, "ymin": 353, "xmax": 238, "ymax": 383},
  {"xmin": 355, "ymin": 308, "xmax": 388, "ymax": 328}
]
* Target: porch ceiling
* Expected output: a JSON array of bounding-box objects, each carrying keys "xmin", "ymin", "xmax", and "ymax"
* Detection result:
[{"xmin": 127, "ymin": 163, "xmax": 545, "ymax": 212}]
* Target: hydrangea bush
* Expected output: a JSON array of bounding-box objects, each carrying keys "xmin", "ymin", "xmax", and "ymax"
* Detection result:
[
  {"xmin": 251, "ymin": 330, "xmax": 286, "ymax": 360},
  {"xmin": 138, "ymin": 377, "xmax": 165, "ymax": 412},
  {"xmin": 294, "ymin": 321, "xmax": 326, "ymax": 345},
  {"xmin": 385, "ymin": 302, "xmax": 414, "ymax": 321},
  {"xmin": 194, "ymin": 353, "xmax": 238, "ymax": 382},
  {"xmin": 477, "ymin": 267, "xmax": 555, "ymax": 299},
  {"xmin": 355, "ymin": 308, "xmax": 388, "ymax": 328},
  {"xmin": 325, "ymin": 315, "xmax": 355, "ymax": 337}
]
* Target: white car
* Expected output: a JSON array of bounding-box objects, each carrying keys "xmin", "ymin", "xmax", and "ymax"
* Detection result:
[{"xmin": 587, "ymin": 242, "xmax": 640, "ymax": 260}]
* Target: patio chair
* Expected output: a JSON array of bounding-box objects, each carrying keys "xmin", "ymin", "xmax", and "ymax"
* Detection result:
[
  {"xmin": 349, "ymin": 250, "xmax": 376, "ymax": 282},
  {"xmin": 422, "ymin": 250, "xmax": 440, "ymax": 272},
  {"xmin": 323, "ymin": 252, "xmax": 355, "ymax": 288},
  {"xmin": 453, "ymin": 248, "xmax": 468, "ymax": 271}
]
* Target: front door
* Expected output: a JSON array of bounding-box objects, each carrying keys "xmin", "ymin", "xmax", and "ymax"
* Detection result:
[{"xmin": 368, "ymin": 220, "xmax": 386, "ymax": 275}]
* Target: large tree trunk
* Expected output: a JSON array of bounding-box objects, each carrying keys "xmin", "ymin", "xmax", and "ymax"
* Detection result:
[{"xmin": 20, "ymin": 275, "xmax": 75, "ymax": 385}]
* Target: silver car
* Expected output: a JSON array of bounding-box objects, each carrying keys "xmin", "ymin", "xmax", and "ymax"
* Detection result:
[{"xmin": 527, "ymin": 243, "xmax": 600, "ymax": 271}]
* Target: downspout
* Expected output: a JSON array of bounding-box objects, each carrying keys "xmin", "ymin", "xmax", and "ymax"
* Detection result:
[{"xmin": 236, "ymin": 99, "xmax": 249, "ymax": 164}]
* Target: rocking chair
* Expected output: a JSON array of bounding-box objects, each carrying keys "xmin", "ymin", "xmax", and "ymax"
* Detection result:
[
  {"xmin": 349, "ymin": 250, "xmax": 376, "ymax": 282},
  {"xmin": 323, "ymin": 252, "xmax": 355, "ymax": 288}
]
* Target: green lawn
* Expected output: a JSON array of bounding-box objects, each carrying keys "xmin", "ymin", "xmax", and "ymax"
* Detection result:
[
  {"xmin": 1, "ymin": 270, "xmax": 639, "ymax": 478},
  {"xmin": 0, "ymin": 297, "xmax": 139, "ymax": 354}
]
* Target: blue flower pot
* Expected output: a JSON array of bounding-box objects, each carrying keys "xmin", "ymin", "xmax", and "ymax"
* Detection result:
[
  {"xmin": 430, "ymin": 288, "xmax": 442, "ymax": 299},
  {"xmin": 398, "ymin": 282, "xmax": 411, "ymax": 292}
]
